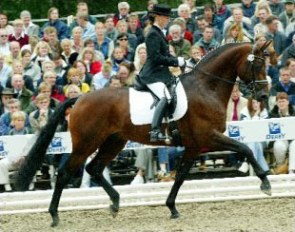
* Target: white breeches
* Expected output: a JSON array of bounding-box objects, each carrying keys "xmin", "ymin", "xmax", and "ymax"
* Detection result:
[
  {"xmin": 147, "ymin": 82, "xmax": 171, "ymax": 101},
  {"xmin": 0, "ymin": 158, "xmax": 13, "ymax": 184},
  {"xmin": 273, "ymin": 140, "xmax": 295, "ymax": 171}
]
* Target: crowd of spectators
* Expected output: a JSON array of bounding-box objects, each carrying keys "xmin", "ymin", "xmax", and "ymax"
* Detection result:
[{"xmin": 0, "ymin": 0, "xmax": 295, "ymax": 191}]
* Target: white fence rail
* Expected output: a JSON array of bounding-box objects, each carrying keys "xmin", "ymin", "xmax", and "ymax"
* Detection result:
[{"xmin": 1, "ymin": 174, "xmax": 294, "ymax": 215}]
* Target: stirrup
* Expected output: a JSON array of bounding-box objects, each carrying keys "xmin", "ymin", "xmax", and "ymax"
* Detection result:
[{"xmin": 150, "ymin": 130, "xmax": 171, "ymax": 142}]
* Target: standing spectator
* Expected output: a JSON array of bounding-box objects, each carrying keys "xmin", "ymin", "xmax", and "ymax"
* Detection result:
[
  {"xmin": 5, "ymin": 41, "xmax": 21, "ymax": 67},
  {"xmin": 269, "ymin": 92, "xmax": 295, "ymax": 174},
  {"xmin": 70, "ymin": 26, "xmax": 83, "ymax": 53},
  {"xmin": 221, "ymin": 23, "xmax": 251, "ymax": 44},
  {"xmin": 20, "ymin": 10, "xmax": 39, "ymax": 38},
  {"xmin": 195, "ymin": 26, "xmax": 219, "ymax": 56},
  {"xmin": 128, "ymin": 13, "xmax": 145, "ymax": 45},
  {"xmin": 0, "ymin": 28, "xmax": 10, "ymax": 57},
  {"xmin": 169, "ymin": 24, "xmax": 191, "ymax": 59},
  {"xmin": 76, "ymin": 12, "xmax": 96, "ymax": 41},
  {"xmin": 69, "ymin": 1, "xmax": 97, "ymax": 33},
  {"xmin": 0, "ymin": 53, "xmax": 12, "ymax": 88},
  {"xmin": 113, "ymin": 2, "xmax": 130, "ymax": 26},
  {"xmin": 104, "ymin": 15, "xmax": 118, "ymax": 41},
  {"xmin": 21, "ymin": 49, "xmax": 41, "ymax": 89},
  {"xmin": 40, "ymin": 7, "xmax": 69, "ymax": 40},
  {"xmin": 265, "ymin": 15, "xmax": 287, "ymax": 56},
  {"xmin": 279, "ymin": 0, "xmax": 295, "ymax": 29},
  {"xmin": 0, "ymin": 13, "xmax": 13, "ymax": 34},
  {"xmin": 240, "ymin": 0, "xmax": 256, "ymax": 18},
  {"xmin": 93, "ymin": 22, "xmax": 114, "ymax": 60}
]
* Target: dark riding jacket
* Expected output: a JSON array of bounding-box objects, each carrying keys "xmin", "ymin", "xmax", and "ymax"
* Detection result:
[{"xmin": 139, "ymin": 25, "xmax": 178, "ymax": 85}]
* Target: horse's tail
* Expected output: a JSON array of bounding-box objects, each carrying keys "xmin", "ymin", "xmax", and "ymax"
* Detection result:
[{"xmin": 15, "ymin": 97, "xmax": 78, "ymax": 191}]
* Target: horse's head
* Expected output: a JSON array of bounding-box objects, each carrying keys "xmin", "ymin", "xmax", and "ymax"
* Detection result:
[{"xmin": 238, "ymin": 41, "xmax": 272, "ymax": 100}]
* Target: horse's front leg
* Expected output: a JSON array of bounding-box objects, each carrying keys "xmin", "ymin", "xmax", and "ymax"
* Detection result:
[
  {"xmin": 212, "ymin": 131, "xmax": 271, "ymax": 196},
  {"xmin": 166, "ymin": 154, "xmax": 195, "ymax": 219}
]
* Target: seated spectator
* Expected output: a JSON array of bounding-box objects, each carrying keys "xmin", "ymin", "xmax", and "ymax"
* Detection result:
[
  {"xmin": 117, "ymin": 62, "xmax": 136, "ymax": 87},
  {"xmin": 185, "ymin": 45, "xmax": 203, "ymax": 72},
  {"xmin": 21, "ymin": 35, "xmax": 39, "ymax": 53},
  {"xmin": 0, "ymin": 28, "xmax": 10, "ymax": 57},
  {"xmin": 76, "ymin": 12, "xmax": 96, "ymax": 41},
  {"xmin": 240, "ymin": 0, "xmax": 256, "ymax": 19},
  {"xmin": 127, "ymin": 13, "xmax": 145, "ymax": 45},
  {"xmin": 113, "ymin": 1, "xmax": 130, "ymax": 26},
  {"xmin": 177, "ymin": 3, "xmax": 196, "ymax": 33},
  {"xmin": 254, "ymin": 33, "xmax": 278, "ymax": 66},
  {"xmin": 20, "ymin": 10, "xmax": 39, "ymax": 38},
  {"xmin": 5, "ymin": 41, "xmax": 21, "ymax": 67},
  {"xmin": 183, "ymin": 0, "xmax": 200, "ymax": 20},
  {"xmin": 240, "ymin": 97, "xmax": 270, "ymax": 174},
  {"xmin": 42, "ymin": 70, "xmax": 65, "ymax": 102},
  {"xmin": 52, "ymin": 53, "xmax": 70, "ymax": 86},
  {"xmin": 133, "ymin": 43, "xmax": 147, "ymax": 74},
  {"xmin": 72, "ymin": 60, "xmax": 93, "ymax": 87},
  {"xmin": 109, "ymin": 75, "xmax": 123, "ymax": 88},
  {"xmin": 203, "ymin": 4, "xmax": 223, "ymax": 33},
  {"xmin": 286, "ymin": 58, "xmax": 295, "ymax": 83},
  {"xmin": 92, "ymin": 60, "xmax": 115, "ymax": 90},
  {"xmin": 116, "ymin": 32, "xmax": 135, "ymax": 61},
  {"xmin": 269, "ymin": 67, "xmax": 295, "ymax": 110},
  {"xmin": 109, "ymin": 46, "xmax": 130, "ymax": 72},
  {"xmin": 65, "ymin": 84, "xmax": 82, "ymax": 99},
  {"xmin": 0, "ymin": 13, "xmax": 13, "ymax": 34},
  {"xmin": 82, "ymin": 38, "xmax": 105, "ymax": 62},
  {"xmin": 269, "ymin": 92, "xmax": 295, "ymax": 174},
  {"xmin": 195, "ymin": 26, "xmax": 219, "ymax": 56},
  {"xmin": 221, "ymin": 23, "xmax": 251, "ymax": 45},
  {"xmin": 40, "ymin": 7, "xmax": 69, "ymax": 40},
  {"xmin": 9, "ymin": 110, "xmax": 30, "ymax": 135},
  {"xmin": 80, "ymin": 47, "xmax": 102, "ymax": 75},
  {"xmin": 214, "ymin": 0, "xmax": 232, "ymax": 33},
  {"xmin": 31, "ymin": 41, "xmax": 53, "ymax": 69},
  {"xmin": 167, "ymin": 17, "xmax": 193, "ymax": 44},
  {"xmin": 60, "ymin": 39, "xmax": 78, "ymax": 66},
  {"xmin": 0, "ymin": 98, "xmax": 30, "ymax": 135},
  {"xmin": 269, "ymin": 0, "xmax": 285, "ymax": 16},
  {"xmin": 70, "ymin": 26, "xmax": 83, "ymax": 53},
  {"xmin": 115, "ymin": 20, "xmax": 138, "ymax": 51},
  {"xmin": 168, "ymin": 24, "xmax": 191, "ymax": 59},
  {"xmin": 42, "ymin": 26, "xmax": 62, "ymax": 58},
  {"xmin": 63, "ymin": 67, "xmax": 90, "ymax": 95},
  {"xmin": 0, "ymin": 53, "xmax": 12, "ymax": 88},
  {"xmin": 93, "ymin": 22, "xmax": 114, "ymax": 60},
  {"xmin": 0, "ymin": 88, "xmax": 14, "ymax": 115},
  {"xmin": 21, "ymin": 49, "xmax": 41, "ymax": 89},
  {"xmin": 281, "ymin": 34, "xmax": 295, "ymax": 67},
  {"xmin": 8, "ymin": 19, "xmax": 29, "ymax": 48},
  {"xmin": 104, "ymin": 14, "xmax": 118, "ymax": 41},
  {"xmin": 140, "ymin": 0, "xmax": 158, "ymax": 29},
  {"xmin": 279, "ymin": 0, "xmax": 295, "ymax": 30}
]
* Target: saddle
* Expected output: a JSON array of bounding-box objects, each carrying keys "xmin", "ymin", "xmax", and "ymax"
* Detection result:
[{"xmin": 133, "ymin": 75, "xmax": 182, "ymax": 146}]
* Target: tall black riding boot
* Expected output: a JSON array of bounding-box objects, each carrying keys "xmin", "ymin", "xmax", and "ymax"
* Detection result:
[{"xmin": 150, "ymin": 98, "xmax": 168, "ymax": 142}]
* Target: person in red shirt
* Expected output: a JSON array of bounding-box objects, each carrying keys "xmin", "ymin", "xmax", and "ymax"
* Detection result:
[{"xmin": 8, "ymin": 19, "xmax": 29, "ymax": 48}]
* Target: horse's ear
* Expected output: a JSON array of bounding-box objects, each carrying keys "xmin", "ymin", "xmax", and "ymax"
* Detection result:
[{"xmin": 259, "ymin": 40, "xmax": 273, "ymax": 52}]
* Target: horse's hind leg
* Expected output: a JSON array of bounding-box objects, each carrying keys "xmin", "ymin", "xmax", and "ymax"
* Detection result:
[
  {"xmin": 166, "ymin": 149, "xmax": 195, "ymax": 219},
  {"xmin": 86, "ymin": 134, "xmax": 127, "ymax": 217},
  {"xmin": 212, "ymin": 131, "xmax": 271, "ymax": 195}
]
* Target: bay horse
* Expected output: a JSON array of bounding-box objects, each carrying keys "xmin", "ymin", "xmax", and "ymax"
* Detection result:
[{"xmin": 16, "ymin": 42, "xmax": 272, "ymax": 227}]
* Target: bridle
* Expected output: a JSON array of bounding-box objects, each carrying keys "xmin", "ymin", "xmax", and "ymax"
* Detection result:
[{"xmin": 194, "ymin": 52, "xmax": 268, "ymax": 99}]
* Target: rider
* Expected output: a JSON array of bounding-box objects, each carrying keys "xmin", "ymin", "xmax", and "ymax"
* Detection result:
[{"xmin": 139, "ymin": 4, "xmax": 186, "ymax": 142}]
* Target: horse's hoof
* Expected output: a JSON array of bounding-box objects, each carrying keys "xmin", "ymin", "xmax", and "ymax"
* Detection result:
[
  {"xmin": 170, "ymin": 212, "xmax": 180, "ymax": 219},
  {"xmin": 110, "ymin": 205, "xmax": 119, "ymax": 218},
  {"xmin": 260, "ymin": 181, "xmax": 272, "ymax": 196},
  {"xmin": 50, "ymin": 216, "xmax": 60, "ymax": 227}
]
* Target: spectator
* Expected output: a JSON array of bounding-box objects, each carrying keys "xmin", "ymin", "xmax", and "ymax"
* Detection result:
[
  {"xmin": 0, "ymin": 53, "xmax": 12, "ymax": 88},
  {"xmin": 279, "ymin": 0, "xmax": 295, "ymax": 29},
  {"xmin": 221, "ymin": 23, "xmax": 251, "ymax": 45},
  {"xmin": 21, "ymin": 35, "xmax": 39, "ymax": 53},
  {"xmin": 133, "ymin": 43, "xmax": 147, "ymax": 74},
  {"xmin": 65, "ymin": 84, "xmax": 82, "ymax": 99},
  {"xmin": 169, "ymin": 24, "xmax": 191, "ymax": 59},
  {"xmin": 115, "ymin": 20, "xmax": 138, "ymax": 51},
  {"xmin": 0, "ymin": 28, "xmax": 11, "ymax": 57},
  {"xmin": 109, "ymin": 75, "xmax": 123, "ymax": 88},
  {"xmin": 80, "ymin": 47, "xmax": 102, "ymax": 75},
  {"xmin": 63, "ymin": 67, "xmax": 90, "ymax": 95},
  {"xmin": 0, "ymin": 13, "xmax": 13, "ymax": 34},
  {"xmin": 193, "ymin": 16, "xmax": 221, "ymax": 44},
  {"xmin": 269, "ymin": 67, "xmax": 295, "ymax": 109},
  {"xmin": 40, "ymin": 7, "xmax": 69, "ymax": 40},
  {"xmin": 177, "ymin": 3, "xmax": 195, "ymax": 33},
  {"xmin": 10, "ymin": 73, "xmax": 33, "ymax": 113},
  {"xmin": 240, "ymin": 0, "xmax": 256, "ymax": 18},
  {"xmin": 195, "ymin": 26, "xmax": 219, "ymax": 56},
  {"xmin": 76, "ymin": 12, "xmax": 96, "ymax": 41},
  {"xmin": 240, "ymin": 97, "xmax": 271, "ymax": 174},
  {"xmin": 52, "ymin": 53, "xmax": 69, "ymax": 86},
  {"xmin": 269, "ymin": 0, "xmax": 285, "ymax": 16},
  {"xmin": 69, "ymin": 1, "xmax": 97, "ymax": 33},
  {"xmin": 254, "ymin": 33, "xmax": 278, "ymax": 66},
  {"xmin": 82, "ymin": 38, "xmax": 105, "ymax": 63},
  {"xmin": 31, "ymin": 41, "xmax": 53, "ymax": 69},
  {"xmin": 42, "ymin": 26, "xmax": 62, "ymax": 58},
  {"xmin": 104, "ymin": 14, "xmax": 118, "ymax": 41},
  {"xmin": 92, "ymin": 60, "xmax": 115, "ymax": 90},
  {"xmin": 8, "ymin": 19, "xmax": 29, "ymax": 48},
  {"xmin": 117, "ymin": 62, "xmax": 136, "ymax": 87},
  {"xmin": 110, "ymin": 46, "xmax": 130, "ymax": 72},
  {"xmin": 281, "ymin": 34, "xmax": 295, "ymax": 66},
  {"xmin": 42, "ymin": 70, "xmax": 65, "ymax": 102},
  {"xmin": 127, "ymin": 13, "xmax": 145, "ymax": 45},
  {"xmin": 185, "ymin": 45, "xmax": 202, "ymax": 72},
  {"xmin": 60, "ymin": 39, "xmax": 78, "ymax": 66},
  {"xmin": 9, "ymin": 110, "xmax": 30, "ymax": 135},
  {"xmin": 140, "ymin": 0, "xmax": 158, "ymax": 29},
  {"xmin": 183, "ymin": 0, "xmax": 200, "ymax": 20},
  {"xmin": 93, "ymin": 22, "xmax": 114, "ymax": 60},
  {"xmin": 71, "ymin": 26, "xmax": 83, "ymax": 53},
  {"xmin": 286, "ymin": 58, "xmax": 295, "ymax": 83},
  {"xmin": 113, "ymin": 1, "xmax": 130, "ymax": 26},
  {"xmin": 5, "ymin": 41, "xmax": 21, "ymax": 67},
  {"xmin": 269, "ymin": 92, "xmax": 295, "ymax": 174},
  {"xmin": 20, "ymin": 10, "xmax": 39, "ymax": 38},
  {"xmin": 21, "ymin": 49, "xmax": 41, "ymax": 89},
  {"xmin": 253, "ymin": 7, "xmax": 272, "ymax": 36},
  {"xmin": 0, "ymin": 88, "xmax": 14, "ymax": 115},
  {"xmin": 116, "ymin": 32, "xmax": 135, "ymax": 61},
  {"xmin": 214, "ymin": 0, "xmax": 232, "ymax": 33},
  {"xmin": 203, "ymin": 4, "xmax": 223, "ymax": 33},
  {"xmin": 72, "ymin": 60, "xmax": 93, "ymax": 87},
  {"xmin": 167, "ymin": 17, "xmax": 193, "ymax": 44}
]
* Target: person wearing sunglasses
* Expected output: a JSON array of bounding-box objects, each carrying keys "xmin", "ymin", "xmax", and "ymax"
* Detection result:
[{"xmin": 0, "ymin": 28, "xmax": 10, "ymax": 57}]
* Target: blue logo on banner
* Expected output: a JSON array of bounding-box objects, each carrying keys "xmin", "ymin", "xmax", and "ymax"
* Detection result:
[
  {"xmin": 50, "ymin": 137, "xmax": 62, "ymax": 147},
  {"xmin": 0, "ymin": 140, "xmax": 8, "ymax": 157},
  {"xmin": 228, "ymin": 125, "xmax": 240, "ymax": 137},
  {"xmin": 47, "ymin": 137, "xmax": 65, "ymax": 153},
  {"xmin": 268, "ymin": 122, "xmax": 281, "ymax": 134}
]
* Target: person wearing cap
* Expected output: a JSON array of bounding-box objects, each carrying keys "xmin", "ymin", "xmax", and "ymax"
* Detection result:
[
  {"xmin": 279, "ymin": 0, "xmax": 295, "ymax": 29},
  {"xmin": 138, "ymin": 4, "xmax": 186, "ymax": 142},
  {"xmin": 0, "ymin": 88, "xmax": 14, "ymax": 115}
]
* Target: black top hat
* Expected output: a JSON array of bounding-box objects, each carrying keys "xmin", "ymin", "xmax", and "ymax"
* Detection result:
[
  {"xmin": 1, "ymin": 88, "xmax": 14, "ymax": 96},
  {"xmin": 150, "ymin": 4, "xmax": 172, "ymax": 16}
]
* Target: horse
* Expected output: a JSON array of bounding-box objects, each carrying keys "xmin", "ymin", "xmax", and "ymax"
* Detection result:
[{"xmin": 16, "ymin": 42, "xmax": 272, "ymax": 227}]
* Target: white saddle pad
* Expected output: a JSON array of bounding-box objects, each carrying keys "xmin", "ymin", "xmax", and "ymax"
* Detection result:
[{"xmin": 129, "ymin": 81, "xmax": 188, "ymax": 125}]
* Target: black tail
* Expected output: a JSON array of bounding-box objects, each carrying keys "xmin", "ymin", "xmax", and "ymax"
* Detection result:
[{"xmin": 15, "ymin": 97, "xmax": 78, "ymax": 191}]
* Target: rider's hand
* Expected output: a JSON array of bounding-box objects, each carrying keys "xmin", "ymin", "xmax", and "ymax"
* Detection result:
[{"xmin": 177, "ymin": 57, "xmax": 186, "ymax": 68}]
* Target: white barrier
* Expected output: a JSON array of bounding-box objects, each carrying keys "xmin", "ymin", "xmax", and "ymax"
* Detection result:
[
  {"xmin": 1, "ymin": 174, "xmax": 294, "ymax": 215},
  {"xmin": 1, "ymin": 117, "xmax": 295, "ymax": 160}
]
